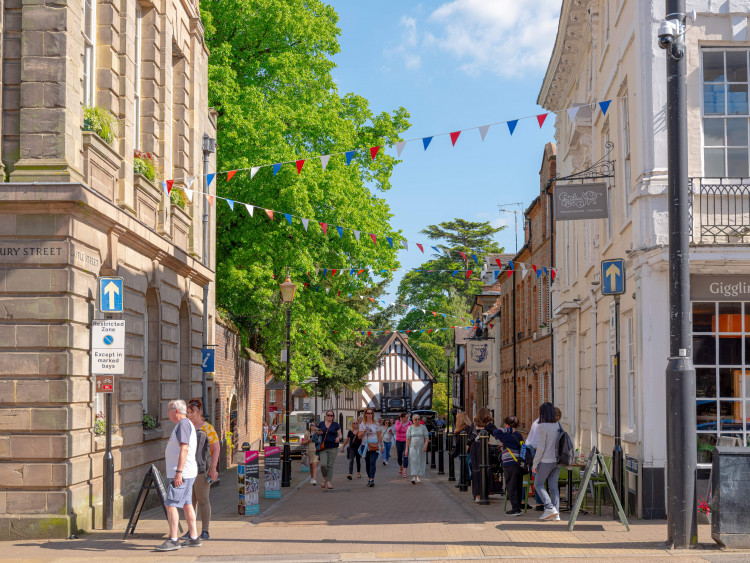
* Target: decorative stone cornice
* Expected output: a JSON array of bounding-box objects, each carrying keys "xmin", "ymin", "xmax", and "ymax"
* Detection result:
[{"xmin": 537, "ymin": 0, "xmax": 591, "ymax": 111}]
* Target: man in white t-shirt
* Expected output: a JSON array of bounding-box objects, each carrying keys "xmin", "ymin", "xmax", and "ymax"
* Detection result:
[{"xmin": 157, "ymin": 399, "xmax": 201, "ymax": 551}]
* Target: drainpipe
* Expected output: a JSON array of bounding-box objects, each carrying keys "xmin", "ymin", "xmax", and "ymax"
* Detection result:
[{"xmin": 588, "ymin": 286, "xmax": 598, "ymax": 451}]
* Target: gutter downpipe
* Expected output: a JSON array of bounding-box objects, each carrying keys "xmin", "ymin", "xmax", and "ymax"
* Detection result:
[{"xmin": 588, "ymin": 286, "xmax": 598, "ymax": 451}]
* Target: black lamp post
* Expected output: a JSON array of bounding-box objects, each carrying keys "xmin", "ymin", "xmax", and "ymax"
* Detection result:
[
  {"xmin": 279, "ymin": 269, "xmax": 296, "ymax": 487},
  {"xmin": 444, "ymin": 342, "xmax": 453, "ymax": 432}
]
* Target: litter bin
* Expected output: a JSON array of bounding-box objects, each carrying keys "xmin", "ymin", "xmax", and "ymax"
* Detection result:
[{"xmin": 711, "ymin": 446, "xmax": 750, "ymax": 548}]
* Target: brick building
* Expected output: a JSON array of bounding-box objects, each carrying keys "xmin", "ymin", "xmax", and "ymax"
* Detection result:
[
  {"xmin": 265, "ymin": 377, "xmax": 287, "ymax": 429},
  {"xmin": 498, "ymin": 143, "xmax": 556, "ymax": 432},
  {"xmin": 213, "ymin": 317, "xmax": 266, "ymax": 468},
  {"xmin": 0, "ymin": 0, "xmax": 216, "ymax": 538}
]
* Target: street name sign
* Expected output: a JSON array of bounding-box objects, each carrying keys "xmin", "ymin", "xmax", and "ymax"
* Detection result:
[
  {"xmin": 201, "ymin": 348, "xmax": 215, "ymax": 372},
  {"xmin": 92, "ymin": 319, "xmax": 125, "ymax": 376},
  {"xmin": 99, "ymin": 277, "xmax": 124, "ymax": 313},
  {"xmin": 601, "ymin": 258, "xmax": 625, "ymax": 295}
]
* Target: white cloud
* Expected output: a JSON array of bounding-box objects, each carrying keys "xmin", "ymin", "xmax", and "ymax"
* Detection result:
[
  {"xmin": 425, "ymin": 0, "xmax": 561, "ymax": 77},
  {"xmin": 491, "ymin": 217, "xmax": 509, "ymax": 229},
  {"xmin": 384, "ymin": 15, "xmax": 422, "ymax": 70}
]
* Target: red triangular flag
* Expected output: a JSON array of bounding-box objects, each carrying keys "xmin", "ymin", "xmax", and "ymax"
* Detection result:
[
  {"xmin": 227, "ymin": 170, "xmax": 237, "ymax": 181},
  {"xmin": 370, "ymin": 233, "xmax": 377, "ymax": 245},
  {"xmin": 370, "ymin": 146, "xmax": 380, "ymax": 160},
  {"xmin": 331, "ymin": 269, "xmax": 337, "ymax": 276},
  {"xmin": 428, "ymin": 329, "xmax": 433, "ymax": 334},
  {"xmin": 416, "ymin": 243, "xmax": 424, "ymax": 253},
  {"xmin": 208, "ymin": 195, "xmax": 214, "ymax": 206},
  {"xmin": 367, "ymin": 331, "xmax": 371, "ymax": 337},
  {"xmin": 550, "ymin": 269, "xmax": 557, "ymax": 281},
  {"xmin": 432, "ymin": 311, "xmax": 437, "ymax": 317},
  {"xmin": 166, "ymin": 180, "xmax": 174, "ymax": 194},
  {"xmin": 507, "ymin": 270, "xmax": 513, "ymax": 278},
  {"xmin": 459, "ymin": 251, "xmax": 467, "ymax": 261},
  {"xmin": 450, "ymin": 131, "xmax": 461, "ymax": 146},
  {"xmin": 369, "ymin": 297, "xmax": 375, "ymax": 303},
  {"xmin": 466, "ymin": 270, "xmax": 472, "ymax": 279},
  {"xmin": 320, "ymin": 222, "xmax": 328, "ymax": 235},
  {"xmin": 537, "ymin": 113, "xmax": 548, "ymax": 128},
  {"xmin": 532, "ymin": 265, "xmax": 538, "ymax": 275},
  {"xmin": 357, "ymin": 269, "xmax": 365, "ymax": 275},
  {"xmin": 265, "ymin": 209, "xmax": 274, "ymax": 220},
  {"xmin": 495, "ymin": 258, "xmax": 502, "ymax": 269},
  {"xmin": 296, "ymin": 159, "xmax": 305, "ymax": 174}
]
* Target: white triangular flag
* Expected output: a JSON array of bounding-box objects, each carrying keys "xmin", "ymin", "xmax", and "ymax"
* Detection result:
[
  {"xmin": 479, "ymin": 125, "xmax": 490, "ymax": 142},
  {"xmin": 567, "ymin": 106, "xmax": 579, "ymax": 123},
  {"xmin": 353, "ymin": 230, "xmax": 360, "ymax": 243},
  {"xmin": 359, "ymin": 295, "xmax": 364, "ymax": 300},
  {"xmin": 301, "ymin": 217, "xmax": 309, "ymax": 231},
  {"xmin": 186, "ymin": 177, "xmax": 195, "ymax": 189},
  {"xmin": 325, "ymin": 288, "xmax": 330, "ymax": 293},
  {"xmin": 314, "ymin": 267, "xmax": 320, "ymax": 276},
  {"xmin": 402, "ymin": 240, "xmax": 408, "ymax": 250},
  {"xmin": 245, "ymin": 204, "xmax": 254, "ymax": 217},
  {"xmin": 320, "ymin": 155, "xmax": 331, "ymax": 171},
  {"xmin": 521, "ymin": 263, "xmax": 528, "ymax": 278},
  {"xmin": 443, "ymin": 247, "xmax": 451, "ymax": 257},
  {"xmin": 251, "ymin": 166, "xmax": 260, "ymax": 179},
  {"xmin": 396, "ymin": 141, "xmax": 406, "ymax": 157},
  {"xmin": 183, "ymin": 182, "xmax": 194, "ymax": 202},
  {"xmin": 339, "ymin": 269, "xmax": 345, "ymax": 276}
]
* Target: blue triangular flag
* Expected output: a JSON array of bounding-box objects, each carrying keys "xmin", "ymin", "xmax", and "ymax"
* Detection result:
[
  {"xmin": 322, "ymin": 269, "xmax": 327, "ymax": 276},
  {"xmin": 543, "ymin": 267, "xmax": 549, "ymax": 276},
  {"xmin": 273, "ymin": 163, "xmax": 282, "ymax": 176},
  {"xmin": 536, "ymin": 268, "xmax": 543, "ymax": 278},
  {"xmin": 599, "ymin": 100, "xmax": 611, "ymax": 116},
  {"xmin": 161, "ymin": 181, "xmax": 168, "ymax": 195},
  {"xmin": 226, "ymin": 199, "xmax": 234, "ymax": 211},
  {"xmin": 350, "ymin": 269, "xmax": 355, "ymax": 275},
  {"xmin": 206, "ymin": 173, "xmax": 215, "ymax": 187},
  {"xmin": 471, "ymin": 254, "xmax": 478, "ymax": 264},
  {"xmin": 345, "ymin": 151, "xmax": 355, "ymax": 165},
  {"xmin": 509, "ymin": 261, "xmax": 514, "ymax": 270},
  {"xmin": 337, "ymin": 226, "xmax": 344, "ymax": 238},
  {"xmin": 431, "ymin": 246, "xmax": 440, "ymax": 253},
  {"xmin": 387, "ymin": 237, "xmax": 393, "ymax": 248},
  {"xmin": 284, "ymin": 213, "xmax": 292, "ymax": 225},
  {"xmin": 422, "ymin": 136, "xmax": 433, "ymax": 150},
  {"xmin": 452, "ymin": 271, "xmax": 458, "ymax": 277},
  {"xmin": 507, "ymin": 120, "xmax": 518, "ymax": 135},
  {"xmin": 494, "ymin": 270, "xmax": 500, "ymax": 280}
]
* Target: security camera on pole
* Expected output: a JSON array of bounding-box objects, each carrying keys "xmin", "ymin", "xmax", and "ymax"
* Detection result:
[{"xmin": 657, "ymin": 1, "xmax": 698, "ymax": 549}]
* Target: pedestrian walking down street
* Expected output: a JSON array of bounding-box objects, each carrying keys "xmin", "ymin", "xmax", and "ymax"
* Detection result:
[
  {"xmin": 394, "ymin": 412, "xmax": 412, "ymax": 477},
  {"xmin": 317, "ymin": 410, "xmax": 342, "ymax": 490},
  {"xmin": 340, "ymin": 420, "xmax": 362, "ymax": 480},
  {"xmin": 532, "ymin": 402, "xmax": 563, "ymax": 521},
  {"xmin": 405, "ymin": 414, "xmax": 429, "ymax": 484},
  {"xmin": 452, "ymin": 412, "xmax": 472, "ymax": 488},
  {"xmin": 185, "ymin": 399, "xmax": 220, "ymax": 540},
  {"xmin": 302, "ymin": 422, "xmax": 321, "ymax": 485},
  {"xmin": 156, "ymin": 400, "xmax": 201, "ymax": 551},
  {"xmin": 381, "ymin": 419, "xmax": 394, "ymax": 465},
  {"xmin": 486, "ymin": 415, "xmax": 525, "ymax": 515},
  {"xmin": 358, "ymin": 408, "xmax": 383, "ymax": 487},
  {"xmin": 468, "ymin": 408, "xmax": 493, "ymax": 502}
]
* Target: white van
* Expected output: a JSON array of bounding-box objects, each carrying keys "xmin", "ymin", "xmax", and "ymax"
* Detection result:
[{"xmin": 276, "ymin": 411, "xmax": 314, "ymax": 453}]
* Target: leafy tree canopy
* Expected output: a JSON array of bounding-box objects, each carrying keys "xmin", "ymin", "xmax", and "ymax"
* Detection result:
[{"xmin": 202, "ymin": 0, "xmax": 410, "ymax": 390}]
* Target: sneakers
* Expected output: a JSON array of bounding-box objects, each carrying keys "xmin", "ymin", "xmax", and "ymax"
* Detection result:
[
  {"xmin": 551, "ymin": 514, "xmax": 561, "ymax": 521},
  {"xmin": 412, "ymin": 477, "xmax": 416, "ymax": 484},
  {"xmin": 506, "ymin": 509, "xmax": 523, "ymax": 516},
  {"xmin": 367, "ymin": 480, "xmax": 375, "ymax": 487},
  {"xmin": 382, "ymin": 460, "xmax": 386, "ymax": 466},
  {"xmin": 200, "ymin": 531, "xmax": 210, "ymax": 540},
  {"xmin": 310, "ymin": 479, "xmax": 317, "ymax": 486},
  {"xmin": 346, "ymin": 475, "xmax": 353, "ymax": 480},
  {"xmin": 181, "ymin": 536, "xmax": 202, "ymax": 548},
  {"xmin": 535, "ymin": 505, "xmax": 545, "ymax": 511},
  {"xmin": 540, "ymin": 508, "xmax": 559, "ymax": 521},
  {"xmin": 156, "ymin": 539, "xmax": 181, "ymax": 551},
  {"xmin": 416, "ymin": 476, "xmax": 421, "ymax": 483}
]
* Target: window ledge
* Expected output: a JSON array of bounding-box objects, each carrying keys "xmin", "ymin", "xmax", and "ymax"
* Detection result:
[
  {"xmin": 623, "ymin": 430, "xmax": 637, "ymax": 442},
  {"xmin": 94, "ymin": 434, "xmax": 123, "ymax": 451},
  {"xmin": 600, "ymin": 425, "xmax": 615, "ymax": 437},
  {"xmin": 143, "ymin": 427, "xmax": 165, "ymax": 441}
]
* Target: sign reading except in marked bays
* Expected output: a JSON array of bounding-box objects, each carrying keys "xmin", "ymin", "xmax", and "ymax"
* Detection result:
[{"xmin": 92, "ymin": 320, "xmax": 125, "ymax": 378}]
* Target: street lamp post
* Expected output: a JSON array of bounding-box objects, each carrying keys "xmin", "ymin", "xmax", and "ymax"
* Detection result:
[
  {"xmin": 444, "ymin": 343, "xmax": 453, "ymax": 432},
  {"xmin": 279, "ymin": 270, "xmax": 296, "ymax": 488}
]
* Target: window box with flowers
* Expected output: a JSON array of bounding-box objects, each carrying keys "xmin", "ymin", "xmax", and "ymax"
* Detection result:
[
  {"xmin": 133, "ymin": 150, "xmax": 163, "ymax": 230},
  {"xmin": 170, "ymin": 188, "xmax": 191, "ymax": 250},
  {"xmin": 82, "ymin": 106, "xmax": 121, "ymax": 202}
]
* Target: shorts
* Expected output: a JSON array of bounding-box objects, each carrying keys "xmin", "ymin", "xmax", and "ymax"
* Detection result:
[
  {"xmin": 165, "ymin": 477, "xmax": 195, "ymax": 508},
  {"xmin": 309, "ymin": 454, "xmax": 320, "ymax": 464}
]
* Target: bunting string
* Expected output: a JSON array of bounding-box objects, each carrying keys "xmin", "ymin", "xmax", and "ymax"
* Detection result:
[{"xmin": 300, "ymin": 324, "xmax": 493, "ymax": 337}]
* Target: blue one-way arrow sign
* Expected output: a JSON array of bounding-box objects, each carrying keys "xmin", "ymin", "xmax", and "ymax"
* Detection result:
[
  {"xmin": 201, "ymin": 348, "xmax": 215, "ymax": 373},
  {"xmin": 601, "ymin": 258, "xmax": 626, "ymax": 295},
  {"xmin": 99, "ymin": 277, "xmax": 124, "ymax": 313}
]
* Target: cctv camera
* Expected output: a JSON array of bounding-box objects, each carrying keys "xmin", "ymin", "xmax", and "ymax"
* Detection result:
[{"xmin": 658, "ymin": 19, "xmax": 678, "ymax": 49}]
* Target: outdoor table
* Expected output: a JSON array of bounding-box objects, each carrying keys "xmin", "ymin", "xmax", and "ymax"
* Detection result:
[{"xmin": 562, "ymin": 461, "xmax": 588, "ymax": 512}]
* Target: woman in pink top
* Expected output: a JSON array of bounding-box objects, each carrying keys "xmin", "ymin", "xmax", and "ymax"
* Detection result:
[{"xmin": 394, "ymin": 412, "xmax": 412, "ymax": 477}]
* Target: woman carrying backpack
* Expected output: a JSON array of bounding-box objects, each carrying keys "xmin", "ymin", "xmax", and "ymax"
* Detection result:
[
  {"xmin": 485, "ymin": 415, "xmax": 525, "ymax": 516},
  {"xmin": 186, "ymin": 398, "xmax": 220, "ymax": 540},
  {"xmin": 340, "ymin": 420, "xmax": 362, "ymax": 480},
  {"xmin": 532, "ymin": 402, "xmax": 563, "ymax": 521}
]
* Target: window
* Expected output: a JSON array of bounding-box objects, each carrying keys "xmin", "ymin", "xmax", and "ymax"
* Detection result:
[
  {"xmin": 269, "ymin": 389, "xmax": 276, "ymax": 402},
  {"xmin": 383, "ymin": 382, "xmax": 407, "ymax": 397},
  {"xmin": 692, "ymin": 301, "xmax": 750, "ymax": 464},
  {"xmin": 134, "ymin": 6, "xmax": 143, "ymax": 149},
  {"xmin": 626, "ymin": 315, "xmax": 636, "ymax": 430},
  {"xmin": 145, "ymin": 289, "xmax": 160, "ymax": 418},
  {"xmin": 621, "ymin": 94, "xmax": 632, "ymax": 217},
  {"xmin": 83, "ymin": 0, "xmax": 96, "ymax": 106},
  {"xmin": 703, "ymin": 50, "xmax": 750, "ymax": 177}
]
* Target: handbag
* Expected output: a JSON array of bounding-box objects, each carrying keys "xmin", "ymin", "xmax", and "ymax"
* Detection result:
[{"xmin": 318, "ymin": 426, "xmax": 330, "ymax": 452}]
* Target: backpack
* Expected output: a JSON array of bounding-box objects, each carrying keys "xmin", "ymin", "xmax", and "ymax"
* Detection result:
[
  {"xmin": 195, "ymin": 429, "xmax": 212, "ymax": 474},
  {"xmin": 517, "ymin": 441, "xmax": 534, "ymax": 474},
  {"xmin": 556, "ymin": 422, "xmax": 575, "ymax": 466}
]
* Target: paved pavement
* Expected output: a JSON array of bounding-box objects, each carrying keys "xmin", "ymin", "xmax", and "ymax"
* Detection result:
[{"xmin": 1, "ymin": 452, "xmax": 748, "ymax": 562}]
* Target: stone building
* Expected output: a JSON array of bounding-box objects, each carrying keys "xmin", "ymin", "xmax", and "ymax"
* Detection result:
[
  {"xmin": 0, "ymin": 0, "xmax": 217, "ymax": 538},
  {"xmin": 539, "ymin": 0, "xmax": 750, "ymax": 519}
]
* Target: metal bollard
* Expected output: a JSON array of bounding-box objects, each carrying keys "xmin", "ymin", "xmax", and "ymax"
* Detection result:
[
  {"xmin": 430, "ymin": 430, "xmax": 437, "ymax": 469},
  {"xmin": 447, "ymin": 432, "xmax": 456, "ymax": 481},
  {"xmin": 438, "ymin": 429, "xmax": 445, "ymax": 474},
  {"xmin": 458, "ymin": 431, "xmax": 468, "ymax": 492},
  {"xmin": 478, "ymin": 430, "xmax": 490, "ymax": 505}
]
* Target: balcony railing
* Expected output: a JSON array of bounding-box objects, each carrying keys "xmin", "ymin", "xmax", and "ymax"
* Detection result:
[{"xmin": 690, "ymin": 178, "xmax": 750, "ymax": 243}]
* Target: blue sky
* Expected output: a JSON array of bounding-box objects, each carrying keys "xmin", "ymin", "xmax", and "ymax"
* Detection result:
[{"xmin": 328, "ymin": 0, "xmax": 561, "ymax": 302}]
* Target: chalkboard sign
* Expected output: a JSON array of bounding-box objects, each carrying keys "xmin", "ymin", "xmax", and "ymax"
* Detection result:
[{"xmin": 122, "ymin": 464, "xmax": 182, "ymax": 539}]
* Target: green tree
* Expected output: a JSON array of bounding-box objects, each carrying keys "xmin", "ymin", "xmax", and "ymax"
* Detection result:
[{"xmin": 201, "ymin": 0, "xmax": 410, "ymax": 385}]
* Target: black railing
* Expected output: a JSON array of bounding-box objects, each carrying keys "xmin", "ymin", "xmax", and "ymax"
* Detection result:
[{"xmin": 690, "ymin": 178, "xmax": 750, "ymax": 243}]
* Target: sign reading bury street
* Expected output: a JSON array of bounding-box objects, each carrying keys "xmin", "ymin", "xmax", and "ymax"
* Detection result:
[
  {"xmin": 99, "ymin": 277, "xmax": 124, "ymax": 313},
  {"xmin": 92, "ymin": 320, "xmax": 125, "ymax": 376},
  {"xmin": 601, "ymin": 258, "xmax": 626, "ymax": 295},
  {"xmin": 554, "ymin": 182, "xmax": 609, "ymax": 221}
]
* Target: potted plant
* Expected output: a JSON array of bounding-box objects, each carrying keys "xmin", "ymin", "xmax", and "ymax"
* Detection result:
[
  {"xmin": 698, "ymin": 495, "xmax": 711, "ymax": 524},
  {"xmin": 133, "ymin": 150, "xmax": 156, "ymax": 182},
  {"xmin": 82, "ymin": 106, "xmax": 118, "ymax": 144},
  {"xmin": 142, "ymin": 412, "xmax": 159, "ymax": 430}
]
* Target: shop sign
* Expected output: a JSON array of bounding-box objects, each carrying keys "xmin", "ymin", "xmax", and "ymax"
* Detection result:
[
  {"xmin": 691, "ymin": 275, "xmax": 750, "ymax": 301},
  {"xmin": 554, "ymin": 183, "xmax": 609, "ymax": 221}
]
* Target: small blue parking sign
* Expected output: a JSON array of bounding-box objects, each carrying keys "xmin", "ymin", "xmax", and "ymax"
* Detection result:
[
  {"xmin": 99, "ymin": 277, "xmax": 124, "ymax": 313},
  {"xmin": 601, "ymin": 259, "xmax": 626, "ymax": 295},
  {"xmin": 202, "ymin": 348, "xmax": 215, "ymax": 372}
]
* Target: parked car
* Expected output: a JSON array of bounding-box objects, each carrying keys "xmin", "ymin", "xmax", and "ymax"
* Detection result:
[
  {"xmin": 410, "ymin": 409, "xmax": 438, "ymax": 431},
  {"xmin": 275, "ymin": 411, "xmax": 314, "ymax": 454}
]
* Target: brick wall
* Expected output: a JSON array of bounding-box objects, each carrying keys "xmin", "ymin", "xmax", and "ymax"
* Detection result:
[{"xmin": 213, "ymin": 318, "xmax": 265, "ymax": 468}]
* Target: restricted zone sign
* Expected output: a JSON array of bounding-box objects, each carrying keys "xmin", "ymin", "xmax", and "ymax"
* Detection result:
[{"xmin": 92, "ymin": 320, "xmax": 125, "ymax": 382}]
